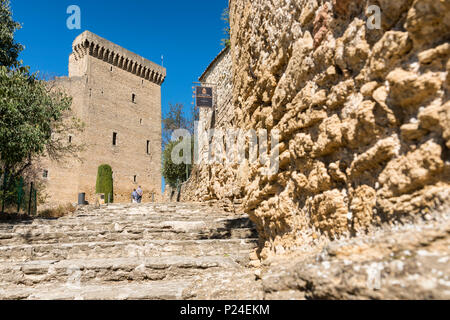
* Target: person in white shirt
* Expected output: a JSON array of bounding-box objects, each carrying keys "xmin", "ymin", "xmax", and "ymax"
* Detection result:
[{"xmin": 136, "ymin": 186, "xmax": 143, "ymax": 203}]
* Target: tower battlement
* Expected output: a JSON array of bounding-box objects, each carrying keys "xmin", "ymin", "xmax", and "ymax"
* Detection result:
[
  {"xmin": 70, "ymin": 31, "xmax": 166, "ymax": 85},
  {"xmin": 43, "ymin": 31, "xmax": 163, "ymax": 205}
]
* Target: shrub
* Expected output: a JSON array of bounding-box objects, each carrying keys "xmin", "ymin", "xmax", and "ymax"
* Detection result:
[
  {"xmin": 95, "ymin": 164, "xmax": 113, "ymax": 203},
  {"xmin": 38, "ymin": 203, "xmax": 76, "ymax": 219}
]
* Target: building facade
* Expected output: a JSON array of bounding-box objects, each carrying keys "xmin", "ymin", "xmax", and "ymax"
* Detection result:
[
  {"xmin": 179, "ymin": 46, "xmax": 244, "ymax": 211},
  {"xmin": 42, "ymin": 31, "xmax": 165, "ymax": 205}
]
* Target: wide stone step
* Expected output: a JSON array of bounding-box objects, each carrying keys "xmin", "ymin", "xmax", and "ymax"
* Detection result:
[
  {"xmin": 70, "ymin": 211, "xmax": 234, "ymax": 219},
  {"xmin": 75, "ymin": 204, "xmax": 226, "ymax": 217},
  {"xmin": 0, "ymin": 280, "xmax": 190, "ymax": 300},
  {"xmin": 0, "ymin": 226, "xmax": 256, "ymax": 245},
  {"xmin": 0, "ymin": 255, "xmax": 246, "ymax": 286},
  {"xmin": 0, "ymin": 214, "xmax": 253, "ymax": 232},
  {"xmin": 0, "ymin": 269, "xmax": 264, "ymax": 300},
  {"xmin": 1, "ymin": 216, "xmax": 255, "ymax": 233},
  {"xmin": 0, "ymin": 239, "xmax": 257, "ymax": 262}
]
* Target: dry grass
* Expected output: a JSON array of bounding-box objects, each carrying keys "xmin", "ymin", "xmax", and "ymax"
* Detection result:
[{"xmin": 38, "ymin": 203, "xmax": 77, "ymax": 219}]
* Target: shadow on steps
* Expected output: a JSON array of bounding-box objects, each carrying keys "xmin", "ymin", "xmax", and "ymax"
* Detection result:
[{"xmin": 200, "ymin": 217, "xmax": 258, "ymax": 240}]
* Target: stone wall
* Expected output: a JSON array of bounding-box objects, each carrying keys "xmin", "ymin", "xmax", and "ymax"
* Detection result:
[
  {"xmin": 181, "ymin": 47, "xmax": 245, "ymax": 211},
  {"xmin": 41, "ymin": 31, "xmax": 165, "ymax": 206},
  {"xmin": 190, "ymin": 0, "xmax": 450, "ymax": 259}
]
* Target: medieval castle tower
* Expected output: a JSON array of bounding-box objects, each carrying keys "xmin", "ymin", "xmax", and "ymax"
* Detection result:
[{"xmin": 42, "ymin": 31, "xmax": 166, "ymax": 205}]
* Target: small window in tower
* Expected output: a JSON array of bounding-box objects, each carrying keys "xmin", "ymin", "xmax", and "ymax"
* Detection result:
[
  {"xmin": 110, "ymin": 66, "xmax": 113, "ymax": 72},
  {"xmin": 140, "ymin": 119, "xmax": 143, "ymax": 125},
  {"xmin": 134, "ymin": 175, "xmax": 137, "ymax": 183},
  {"xmin": 132, "ymin": 93, "xmax": 136, "ymax": 103},
  {"xmin": 69, "ymin": 135, "xmax": 73, "ymax": 144},
  {"xmin": 43, "ymin": 170, "xmax": 49, "ymax": 179},
  {"xmin": 146, "ymin": 140, "xmax": 150, "ymax": 155},
  {"xmin": 113, "ymin": 132, "xmax": 117, "ymax": 146}
]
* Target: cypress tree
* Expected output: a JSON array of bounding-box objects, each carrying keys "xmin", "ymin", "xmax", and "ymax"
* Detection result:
[{"xmin": 95, "ymin": 164, "xmax": 113, "ymax": 203}]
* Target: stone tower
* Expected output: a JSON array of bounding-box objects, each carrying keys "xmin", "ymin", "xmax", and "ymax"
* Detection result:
[{"xmin": 42, "ymin": 31, "xmax": 166, "ymax": 205}]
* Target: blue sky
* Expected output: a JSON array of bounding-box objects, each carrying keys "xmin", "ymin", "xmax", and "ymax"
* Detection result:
[{"xmin": 11, "ymin": 0, "xmax": 228, "ymax": 120}]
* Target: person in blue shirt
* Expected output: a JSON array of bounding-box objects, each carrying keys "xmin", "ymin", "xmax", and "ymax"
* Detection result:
[{"xmin": 131, "ymin": 189, "xmax": 138, "ymax": 203}]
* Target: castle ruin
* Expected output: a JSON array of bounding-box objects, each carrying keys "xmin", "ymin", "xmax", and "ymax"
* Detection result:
[{"xmin": 41, "ymin": 31, "xmax": 166, "ymax": 205}]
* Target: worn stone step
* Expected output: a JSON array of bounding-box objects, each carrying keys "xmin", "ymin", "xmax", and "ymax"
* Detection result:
[
  {"xmin": 0, "ymin": 239, "xmax": 257, "ymax": 262},
  {"xmin": 0, "ymin": 214, "xmax": 253, "ymax": 232},
  {"xmin": 0, "ymin": 226, "xmax": 256, "ymax": 246},
  {"xmin": 75, "ymin": 204, "xmax": 226, "ymax": 216},
  {"xmin": 0, "ymin": 280, "xmax": 190, "ymax": 300},
  {"xmin": 0, "ymin": 255, "xmax": 245, "ymax": 286},
  {"xmin": 0, "ymin": 202, "xmax": 261, "ymax": 300},
  {"xmin": 2, "ymin": 215, "xmax": 255, "ymax": 233}
]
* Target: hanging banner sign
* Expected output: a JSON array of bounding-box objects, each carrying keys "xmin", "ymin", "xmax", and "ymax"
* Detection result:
[{"xmin": 196, "ymin": 86, "xmax": 213, "ymax": 108}]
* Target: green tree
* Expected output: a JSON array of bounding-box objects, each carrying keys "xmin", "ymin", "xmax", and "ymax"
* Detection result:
[
  {"xmin": 162, "ymin": 139, "xmax": 194, "ymax": 188},
  {"xmin": 161, "ymin": 102, "xmax": 198, "ymax": 188},
  {"xmin": 95, "ymin": 164, "xmax": 113, "ymax": 203},
  {"xmin": 162, "ymin": 103, "xmax": 188, "ymax": 147},
  {"xmin": 0, "ymin": 0, "xmax": 84, "ymax": 212},
  {"xmin": 0, "ymin": 0, "xmax": 23, "ymax": 69},
  {"xmin": 162, "ymin": 103, "xmax": 198, "ymax": 147}
]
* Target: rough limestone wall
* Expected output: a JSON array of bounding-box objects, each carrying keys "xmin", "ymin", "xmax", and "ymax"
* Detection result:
[
  {"xmin": 229, "ymin": 0, "xmax": 450, "ymax": 259},
  {"xmin": 182, "ymin": 48, "xmax": 245, "ymax": 210}
]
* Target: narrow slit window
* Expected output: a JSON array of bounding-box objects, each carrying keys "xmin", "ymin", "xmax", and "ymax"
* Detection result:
[
  {"xmin": 147, "ymin": 140, "xmax": 150, "ymax": 155},
  {"xmin": 132, "ymin": 93, "xmax": 136, "ymax": 103},
  {"xmin": 134, "ymin": 175, "xmax": 137, "ymax": 183},
  {"xmin": 43, "ymin": 170, "xmax": 49, "ymax": 179},
  {"xmin": 113, "ymin": 132, "xmax": 117, "ymax": 146},
  {"xmin": 69, "ymin": 135, "xmax": 72, "ymax": 144}
]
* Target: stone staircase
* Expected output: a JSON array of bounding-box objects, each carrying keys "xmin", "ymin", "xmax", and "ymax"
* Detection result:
[{"xmin": 0, "ymin": 203, "xmax": 263, "ymax": 300}]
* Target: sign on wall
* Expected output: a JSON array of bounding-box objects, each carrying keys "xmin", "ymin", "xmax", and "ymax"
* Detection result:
[{"xmin": 196, "ymin": 86, "xmax": 213, "ymax": 108}]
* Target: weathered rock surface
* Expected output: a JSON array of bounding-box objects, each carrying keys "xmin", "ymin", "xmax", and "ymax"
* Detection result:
[
  {"xmin": 1, "ymin": 203, "xmax": 448, "ymax": 300},
  {"xmin": 0, "ymin": 203, "xmax": 262, "ymax": 300},
  {"xmin": 181, "ymin": 0, "xmax": 450, "ymax": 260},
  {"xmin": 260, "ymin": 212, "xmax": 450, "ymax": 300}
]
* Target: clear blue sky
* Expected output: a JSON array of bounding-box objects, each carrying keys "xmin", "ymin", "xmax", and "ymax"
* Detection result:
[{"xmin": 11, "ymin": 0, "xmax": 228, "ymax": 121}]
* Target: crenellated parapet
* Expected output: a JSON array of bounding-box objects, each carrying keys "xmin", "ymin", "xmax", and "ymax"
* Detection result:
[{"xmin": 71, "ymin": 31, "xmax": 166, "ymax": 85}]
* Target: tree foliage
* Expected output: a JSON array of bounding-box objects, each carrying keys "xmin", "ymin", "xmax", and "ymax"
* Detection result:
[
  {"xmin": 0, "ymin": 0, "xmax": 84, "ymax": 209},
  {"xmin": 0, "ymin": 0, "xmax": 23, "ymax": 69},
  {"xmin": 162, "ymin": 103, "xmax": 198, "ymax": 146},
  {"xmin": 161, "ymin": 102, "xmax": 198, "ymax": 188},
  {"xmin": 162, "ymin": 140, "xmax": 193, "ymax": 189},
  {"xmin": 162, "ymin": 103, "xmax": 189, "ymax": 147},
  {"xmin": 95, "ymin": 164, "xmax": 113, "ymax": 203},
  {"xmin": 0, "ymin": 67, "xmax": 84, "ymax": 186}
]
